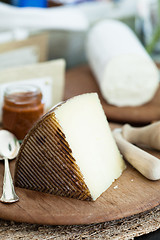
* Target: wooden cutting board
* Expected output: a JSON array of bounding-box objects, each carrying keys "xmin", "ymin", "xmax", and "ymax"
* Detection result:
[
  {"xmin": 64, "ymin": 65, "xmax": 160, "ymax": 124},
  {"xmin": 0, "ymin": 124, "xmax": 160, "ymax": 226}
]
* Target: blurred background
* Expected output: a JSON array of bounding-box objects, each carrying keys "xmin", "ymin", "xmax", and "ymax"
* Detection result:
[{"xmin": 0, "ymin": 0, "xmax": 159, "ymax": 69}]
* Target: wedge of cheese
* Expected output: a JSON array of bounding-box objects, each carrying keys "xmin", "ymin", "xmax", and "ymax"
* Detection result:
[{"xmin": 14, "ymin": 93, "xmax": 125, "ymax": 201}]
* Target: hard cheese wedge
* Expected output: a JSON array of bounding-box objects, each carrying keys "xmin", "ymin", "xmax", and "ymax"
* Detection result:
[{"xmin": 14, "ymin": 93, "xmax": 126, "ymax": 201}]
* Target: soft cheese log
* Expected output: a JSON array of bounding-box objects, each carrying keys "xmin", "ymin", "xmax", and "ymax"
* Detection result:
[
  {"xmin": 86, "ymin": 20, "xmax": 159, "ymax": 107},
  {"xmin": 14, "ymin": 93, "xmax": 125, "ymax": 201}
]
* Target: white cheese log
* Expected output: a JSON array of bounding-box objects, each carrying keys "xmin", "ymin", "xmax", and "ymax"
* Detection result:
[{"xmin": 86, "ymin": 20, "xmax": 159, "ymax": 107}]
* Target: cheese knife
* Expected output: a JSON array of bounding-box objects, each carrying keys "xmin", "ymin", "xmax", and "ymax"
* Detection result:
[
  {"xmin": 122, "ymin": 121, "xmax": 160, "ymax": 150},
  {"xmin": 112, "ymin": 127, "xmax": 160, "ymax": 181}
]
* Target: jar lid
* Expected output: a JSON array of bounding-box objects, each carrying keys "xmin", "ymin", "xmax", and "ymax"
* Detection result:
[{"xmin": 4, "ymin": 84, "xmax": 42, "ymax": 106}]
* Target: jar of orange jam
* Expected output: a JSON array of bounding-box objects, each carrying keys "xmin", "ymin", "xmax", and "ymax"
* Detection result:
[{"xmin": 2, "ymin": 85, "xmax": 44, "ymax": 140}]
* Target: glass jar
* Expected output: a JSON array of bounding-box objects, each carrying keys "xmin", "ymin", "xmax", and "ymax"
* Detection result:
[{"xmin": 2, "ymin": 85, "xmax": 44, "ymax": 140}]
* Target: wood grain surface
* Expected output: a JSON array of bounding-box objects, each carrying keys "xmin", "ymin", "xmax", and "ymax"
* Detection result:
[
  {"xmin": 0, "ymin": 124, "xmax": 160, "ymax": 226},
  {"xmin": 65, "ymin": 65, "xmax": 160, "ymax": 124}
]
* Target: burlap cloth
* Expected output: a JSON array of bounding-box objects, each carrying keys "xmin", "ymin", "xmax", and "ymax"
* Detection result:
[{"xmin": 0, "ymin": 204, "xmax": 159, "ymax": 240}]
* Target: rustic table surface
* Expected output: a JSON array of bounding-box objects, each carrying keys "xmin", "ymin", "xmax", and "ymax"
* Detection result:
[{"xmin": 0, "ymin": 65, "xmax": 160, "ymax": 239}]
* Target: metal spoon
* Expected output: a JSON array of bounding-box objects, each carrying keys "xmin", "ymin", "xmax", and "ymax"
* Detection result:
[{"xmin": 0, "ymin": 130, "xmax": 20, "ymax": 203}]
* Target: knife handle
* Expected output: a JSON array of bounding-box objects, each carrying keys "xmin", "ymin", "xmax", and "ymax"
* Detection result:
[
  {"xmin": 113, "ymin": 129, "xmax": 160, "ymax": 180},
  {"xmin": 122, "ymin": 121, "xmax": 160, "ymax": 150}
]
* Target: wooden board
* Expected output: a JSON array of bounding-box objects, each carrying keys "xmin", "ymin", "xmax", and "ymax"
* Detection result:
[
  {"xmin": 64, "ymin": 65, "xmax": 160, "ymax": 124},
  {"xmin": 0, "ymin": 124, "xmax": 160, "ymax": 226}
]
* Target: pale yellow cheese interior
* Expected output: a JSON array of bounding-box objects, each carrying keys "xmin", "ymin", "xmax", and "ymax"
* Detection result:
[{"xmin": 54, "ymin": 93, "xmax": 126, "ymax": 200}]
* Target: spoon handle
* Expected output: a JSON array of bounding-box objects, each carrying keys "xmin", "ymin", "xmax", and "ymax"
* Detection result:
[{"xmin": 0, "ymin": 157, "xmax": 19, "ymax": 203}]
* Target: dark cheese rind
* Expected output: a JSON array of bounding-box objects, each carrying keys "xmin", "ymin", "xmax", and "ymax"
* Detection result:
[{"xmin": 14, "ymin": 107, "xmax": 92, "ymax": 201}]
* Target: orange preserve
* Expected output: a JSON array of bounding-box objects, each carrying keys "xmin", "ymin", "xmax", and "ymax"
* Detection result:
[{"xmin": 2, "ymin": 85, "xmax": 44, "ymax": 140}]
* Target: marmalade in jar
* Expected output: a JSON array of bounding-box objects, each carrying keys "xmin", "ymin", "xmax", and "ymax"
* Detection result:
[{"xmin": 2, "ymin": 85, "xmax": 44, "ymax": 140}]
